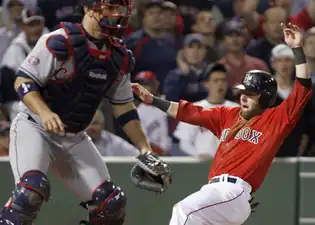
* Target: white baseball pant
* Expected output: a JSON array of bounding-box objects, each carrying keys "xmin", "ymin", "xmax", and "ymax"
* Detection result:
[{"xmin": 169, "ymin": 174, "xmax": 252, "ymax": 225}]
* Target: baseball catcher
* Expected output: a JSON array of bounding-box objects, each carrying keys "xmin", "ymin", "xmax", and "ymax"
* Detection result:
[{"xmin": 0, "ymin": 1, "xmax": 172, "ymax": 225}]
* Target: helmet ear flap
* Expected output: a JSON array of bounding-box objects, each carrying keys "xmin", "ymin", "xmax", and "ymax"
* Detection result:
[{"xmin": 259, "ymin": 90, "xmax": 276, "ymax": 108}]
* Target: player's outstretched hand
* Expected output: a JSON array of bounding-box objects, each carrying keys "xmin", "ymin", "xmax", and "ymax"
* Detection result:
[
  {"xmin": 39, "ymin": 110, "xmax": 65, "ymax": 134},
  {"xmin": 131, "ymin": 83, "xmax": 154, "ymax": 104},
  {"xmin": 281, "ymin": 22, "xmax": 302, "ymax": 48}
]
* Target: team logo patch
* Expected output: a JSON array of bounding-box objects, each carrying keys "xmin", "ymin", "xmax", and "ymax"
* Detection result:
[
  {"xmin": 51, "ymin": 68, "xmax": 69, "ymax": 80},
  {"xmin": 89, "ymin": 70, "xmax": 108, "ymax": 80},
  {"xmin": 28, "ymin": 56, "xmax": 40, "ymax": 65}
]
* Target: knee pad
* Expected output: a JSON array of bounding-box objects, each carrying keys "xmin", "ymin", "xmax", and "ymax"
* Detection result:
[
  {"xmin": 2, "ymin": 170, "xmax": 51, "ymax": 223},
  {"xmin": 80, "ymin": 180, "xmax": 127, "ymax": 225}
]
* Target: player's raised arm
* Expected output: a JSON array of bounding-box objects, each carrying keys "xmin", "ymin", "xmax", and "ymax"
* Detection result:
[
  {"xmin": 276, "ymin": 23, "xmax": 313, "ymax": 124},
  {"xmin": 14, "ymin": 35, "xmax": 65, "ymax": 134},
  {"xmin": 132, "ymin": 83, "xmax": 224, "ymax": 137},
  {"xmin": 281, "ymin": 23, "xmax": 310, "ymax": 80}
]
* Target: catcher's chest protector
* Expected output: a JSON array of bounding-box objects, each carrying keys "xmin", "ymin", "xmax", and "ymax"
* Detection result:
[{"xmin": 45, "ymin": 22, "xmax": 132, "ymax": 132}]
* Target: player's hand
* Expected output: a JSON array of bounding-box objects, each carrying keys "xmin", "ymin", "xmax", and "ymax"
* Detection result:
[
  {"xmin": 39, "ymin": 110, "xmax": 65, "ymax": 134},
  {"xmin": 131, "ymin": 83, "xmax": 154, "ymax": 104},
  {"xmin": 281, "ymin": 23, "xmax": 302, "ymax": 48}
]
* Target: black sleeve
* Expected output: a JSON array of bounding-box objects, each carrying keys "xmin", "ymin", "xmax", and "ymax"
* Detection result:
[{"xmin": 297, "ymin": 77, "xmax": 312, "ymax": 89}]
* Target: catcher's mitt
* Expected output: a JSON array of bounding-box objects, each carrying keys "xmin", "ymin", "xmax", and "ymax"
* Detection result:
[{"xmin": 130, "ymin": 152, "xmax": 172, "ymax": 193}]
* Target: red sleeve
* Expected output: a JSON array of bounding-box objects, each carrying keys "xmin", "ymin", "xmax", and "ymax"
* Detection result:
[
  {"xmin": 176, "ymin": 100, "xmax": 225, "ymax": 138},
  {"xmin": 276, "ymin": 79, "xmax": 312, "ymax": 123},
  {"xmin": 290, "ymin": 8, "xmax": 312, "ymax": 31},
  {"xmin": 251, "ymin": 15, "xmax": 265, "ymax": 38}
]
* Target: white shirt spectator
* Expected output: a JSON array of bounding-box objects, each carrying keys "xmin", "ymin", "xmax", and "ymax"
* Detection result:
[
  {"xmin": 94, "ymin": 130, "xmax": 139, "ymax": 156},
  {"xmin": 0, "ymin": 28, "xmax": 49, "ymax": 121},
  {"xmin": 137, "ymin": 103, "xmax": 172, "ymax": 153},
  {"xmin": 174, "ymin": 99, "xmax": 239, "ymax": 158}
]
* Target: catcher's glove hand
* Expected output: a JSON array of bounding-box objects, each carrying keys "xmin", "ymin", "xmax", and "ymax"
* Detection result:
[{"xmin": 130, "ymin": 151, "xmax": 172, "ymax": 193}]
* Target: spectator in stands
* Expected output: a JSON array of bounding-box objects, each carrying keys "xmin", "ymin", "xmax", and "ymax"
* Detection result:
[
  {"xmin": 162, "ymin": 1, "xmax": 182, "ymax": 49},
  {"xmin": 134, "ymin": 71, "xmax": 171, "ymax": 155},
  {"xmin": 0, "ymin": 0, "xmax": 25, "ymax": 62},
  {"xmin": 246, "ymin": 7, "xmax": 285, "ymax": 73},
  {"xmin": 241, "ymin": 0, "xmax": 315, "ymax": 38},
  {"xmin": 163, "ymin": 33, "xmax": 209, "ymax": 103},
  {"xmin": 86, "ymin": 109, "xmax": 139, "ymax": 156},
  {"xmin": 173, "ymin": 62, "xmax": 239, "ymax": 158},
  {"xmin": 126, "ymin": 1, "xmax": 177, "ymax": 87},
  {"xmin": 0, "ymin": 7, "xmax": 48, "ymax": 121},
  {"xmin": 191, "ymin": 8, "xmax": 219, "ymax": 62},
  {"xmin": 37, "ymin": 0, "xmax": 82, "ymax": 31},
  {"xmin": 303, "ymin": 27, "xmax": 315, "ymax": 83},
  {"xmin": 173, "ymin": 0, "xmax": 224, "ymax": 34},
  {"xmin": 270, "ymin": 44, "xmax": 312, "ymax": 157},
  {"xmin": 219, "ymin": 20, "xmax": 269, "ymax": 88}
]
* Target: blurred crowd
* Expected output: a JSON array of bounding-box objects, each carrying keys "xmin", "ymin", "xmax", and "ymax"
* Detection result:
[{"xmin": 1, "ymin": 0, "xmax": 315, "ymax": 158}]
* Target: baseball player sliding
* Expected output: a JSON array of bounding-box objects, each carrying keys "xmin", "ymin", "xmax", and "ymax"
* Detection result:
[
  {"xmin": 0, "ymin": 1, "xmax": 172, "ymax": 225},
  {"xmin": 132, "ymin": 23, "xmax": 312, "ymax": 225}
]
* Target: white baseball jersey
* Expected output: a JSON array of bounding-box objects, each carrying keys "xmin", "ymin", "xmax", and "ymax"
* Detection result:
[
  {"xmin": 16, "ymin": 28, "xmax": 134, "ymax": 120},
  {"xmin": 137, "ymin": 103, "xmax": 171, "ymax": 152},
  {"xmin": 174, "ymin": 99, "xmax": 239, "ymax": 157},
  {"xmin": 1, "ymin": 29, "xmax": 49, "ymax": 121},
  {"xmin": 94, "ymin": 130, "xmax": 139, "ymax": 156}
]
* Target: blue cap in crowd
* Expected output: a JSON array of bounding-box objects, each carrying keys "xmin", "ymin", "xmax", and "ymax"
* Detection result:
[
  {"xmin": 183, "ymin": 33, "xmax": 205, "ymax": 46},
  {"xmin": 222, "ymin": 20, "xmax": 245, "ymax": 36}
]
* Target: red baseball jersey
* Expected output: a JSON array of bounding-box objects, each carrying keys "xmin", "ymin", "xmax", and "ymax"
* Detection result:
[{"xmin": 176, "ymin": 79, "xmax": 312, "ymax": 192}]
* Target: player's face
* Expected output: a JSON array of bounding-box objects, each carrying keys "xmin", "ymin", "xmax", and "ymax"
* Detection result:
[
  {"xmin": 183, "ymin": 42, "xmax": 207, "ymax": 66},
  {"xmin": 273, "ymin": 56, "xmax": 294, "ymax": 76},
  {"xmin": 204, "ymin": 71, "xmax": 228, "ymax": 99},
  {"xmin": 240, "ymin": 91, "xmax": 262, "ymax": 119},
  {"xmin": 87, "ymin": 3, "xmax": 129, "ymax": 33}
]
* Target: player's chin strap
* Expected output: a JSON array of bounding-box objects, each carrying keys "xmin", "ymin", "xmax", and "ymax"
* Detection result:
[{"xmin": 78, "ymin": 180, "xmax": 127, "ymax": 225}]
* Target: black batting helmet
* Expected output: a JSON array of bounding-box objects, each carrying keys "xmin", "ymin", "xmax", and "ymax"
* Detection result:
[
  {"xmin": 79, "ymin": 0, "xmax": 132, "ymax": 38},
  {"xmin": 234, "ymin": 70, "xmax": 277, "ymax": 108}
]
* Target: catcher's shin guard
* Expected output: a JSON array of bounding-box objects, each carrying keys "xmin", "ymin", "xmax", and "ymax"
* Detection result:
[
  {"xmin": 0, "ymin": 170, "xmax": 51, "ymax": 225},
  {"xmin": 80, "ymin": 180, "xmax": 127, "ymax": 225}
]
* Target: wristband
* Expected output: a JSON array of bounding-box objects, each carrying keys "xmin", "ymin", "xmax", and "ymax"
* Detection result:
[
  {"xmin": 117, "ymin": 109, "xmax": 139, "ymax": 127},
  {"xmin": 152, "ymin": 96, "xmax": 171, "ymax": 112},
  {"xmin": 17, "ymin": 81, "xmax": 40, "ymax": 100},
  {"xmin": 292, "ymin": 47, "xmax": 306, "ymax": 65}
]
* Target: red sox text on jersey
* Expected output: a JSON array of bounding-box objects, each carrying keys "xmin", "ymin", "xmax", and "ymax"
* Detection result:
[{"xmin": 219, "ymin": 128, "xmax": 263, "ymax": 144}]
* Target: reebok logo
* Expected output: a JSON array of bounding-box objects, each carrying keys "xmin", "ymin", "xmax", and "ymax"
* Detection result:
[{"xmin": 89, "ymin": 72, "xmax": 108, "ymax": 80}]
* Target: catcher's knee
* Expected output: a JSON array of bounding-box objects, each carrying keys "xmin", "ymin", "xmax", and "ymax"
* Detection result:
[
  {"xmin": 1, "ymin": 170, "xmax": 51, "ymax": 223},
  {"xmin": 81, "ymin": 180, "xmax": 127, "ymax": 225}
]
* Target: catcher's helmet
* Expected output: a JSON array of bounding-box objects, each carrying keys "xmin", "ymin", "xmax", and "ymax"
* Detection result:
[
  {"xmin": 79, "ymin": 0, "xmax": 132, "ymax": 38},
  {"xmin": 234, "ymin": 70, "xmax": 277, "ymax": 108}
]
